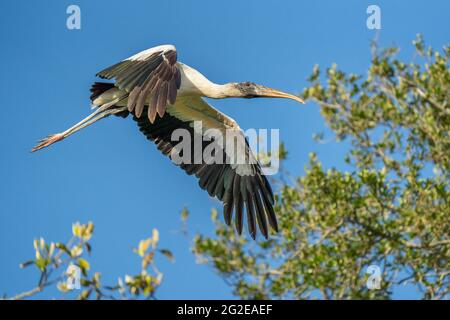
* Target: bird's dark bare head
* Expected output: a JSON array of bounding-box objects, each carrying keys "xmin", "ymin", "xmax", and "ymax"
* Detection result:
[
  {"xmin": 236, "ymin": 81, "xmax": 262, "ymax": 98},
  {"xmin": 235, "ymin": 81, "xmax": 304, "ymax": 104}
]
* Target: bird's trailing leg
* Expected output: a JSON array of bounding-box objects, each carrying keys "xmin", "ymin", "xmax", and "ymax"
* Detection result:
[{"xmin": 31, "ymin": 99, "xmax": 127, "ymax": 152}]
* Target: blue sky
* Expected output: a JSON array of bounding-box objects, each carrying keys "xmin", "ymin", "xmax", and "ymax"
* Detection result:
[{"xmin": 0, "ymin": 0, "xmax": 448, "ymax": 299}]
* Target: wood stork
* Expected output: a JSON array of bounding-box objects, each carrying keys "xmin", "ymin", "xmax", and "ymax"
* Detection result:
[{"xmin": 32, "ymin": 45, "xmax": 304, "ymax": 239}]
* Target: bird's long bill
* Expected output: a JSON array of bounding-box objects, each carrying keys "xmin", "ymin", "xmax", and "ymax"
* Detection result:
[
  {"xmin": 31, "ymin": 105, "xmax": 127, "ymax": 152},
  {"xmin": 258, "ymin": 87, "xmax": 305, "ymax": 104}
]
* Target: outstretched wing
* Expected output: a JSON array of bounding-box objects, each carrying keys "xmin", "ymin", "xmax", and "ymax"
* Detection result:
[
  {"xmin": 134, "ymin": 96, "xmax": 277, "ymax": 239},
  {"xmin": 96, "ymin": 45, "xmax": 181, "ymax": 123}
]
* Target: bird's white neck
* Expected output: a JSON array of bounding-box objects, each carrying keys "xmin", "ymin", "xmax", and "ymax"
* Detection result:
[
  {"xmin": 206, "ymin": 83, "xmax": 242, "ymax": 99},
  {"xmin": 178, "ymin": 63, "xmax": 242, "ymax": 99}
]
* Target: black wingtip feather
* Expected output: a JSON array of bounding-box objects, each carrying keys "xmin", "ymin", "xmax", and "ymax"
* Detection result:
[
  {"xmin": 254, "ymin": 191, "xmax": 269, "ymax": 239},
  {"xmin": 223, "ymin": 201, "xmax": 233, "ymax": 226},
  {"xmin": 245, "ymin": 193, "xmax": 257, "ymax": 240},
  {"xmin": 261, "ymin": 193, "xmax": 278, "ymax": 233},
  {"xmin": 235, "ymin": 203, "xmax": 244, "ymax": 235}
]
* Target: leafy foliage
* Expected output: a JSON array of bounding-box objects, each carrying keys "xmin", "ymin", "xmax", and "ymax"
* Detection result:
[
  {"xmin": 192, "ymin": 37, "xmax": 449, "ymax": 299},
  {"xmin": 6, "ymin": 222, "xmax": 173, "ymax": 300}
]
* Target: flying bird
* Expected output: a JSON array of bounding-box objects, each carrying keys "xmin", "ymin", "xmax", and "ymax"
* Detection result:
[{"xmin": 32, "ymin": 44, "xmax": 304, "ymax": 239}]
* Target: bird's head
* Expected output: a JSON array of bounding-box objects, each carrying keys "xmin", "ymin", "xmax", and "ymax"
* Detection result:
[{"xmin": 235, "ymin": 81, "xmax": 304, "ymax": 104}]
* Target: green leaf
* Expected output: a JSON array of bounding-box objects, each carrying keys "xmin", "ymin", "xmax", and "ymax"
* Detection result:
[
  {"xmin": 181, "ymin": 208, "xmax": 189, "ymax": 221},
  {"xmin": 159, "ymin": 249, "xmax": 174, "ymax": 263},
  {"xmin": 152, "ymin": 229, "xmax": 159, "ymax": 248},
  {"xmin": 137, "ymin": 238, "xmax": 152, "ymax": 257},
  {"xmin": 77, "ymin": 258, "xmax": 90, "ymax": 272},
  {"xmin": 19, "ymin": 260, "xmax": 34, "ymax": 269}
]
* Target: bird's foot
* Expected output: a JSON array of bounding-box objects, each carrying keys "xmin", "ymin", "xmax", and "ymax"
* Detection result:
[{"xmin": 31, "ymin": 133, "xmax": 64, "ymax": 152}]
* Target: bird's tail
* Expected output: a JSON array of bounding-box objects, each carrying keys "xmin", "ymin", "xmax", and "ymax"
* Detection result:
[{"xmin": 90, "ymin": 82, "xmax": 116, "ymax": 102}]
